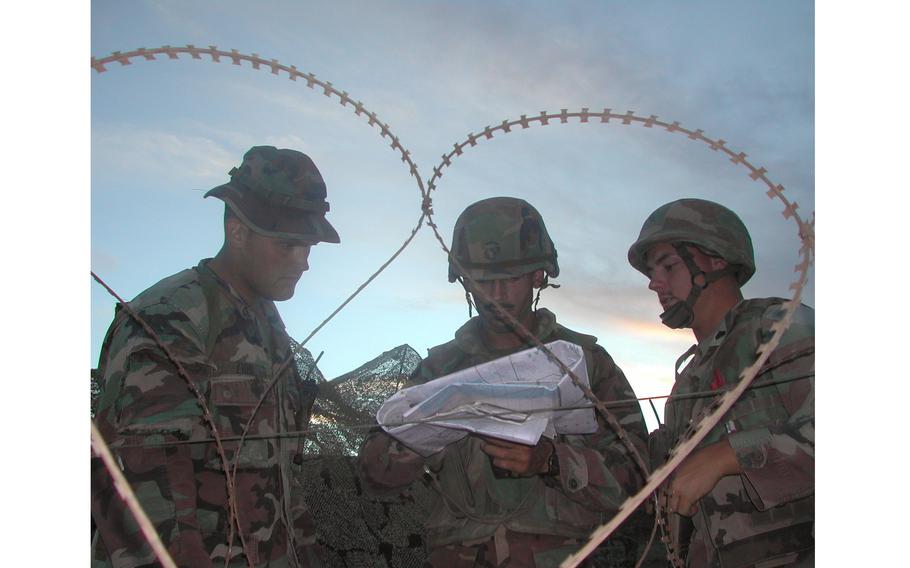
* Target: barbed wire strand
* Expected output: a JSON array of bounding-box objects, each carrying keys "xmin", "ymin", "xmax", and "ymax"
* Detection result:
[
  {"xmin": 224, "ymin": 352, "xmax": 295, "ymax": 564},
  {"xmin": 634, "ymin": 509, "xmax": 660, "ymax": 568},
  {"xmin": 92, "ymin": 48, "xmax": 814, "ymax": 568},
  {"xmin": 90, "ymin": 421, "xmax": 177, "ymax": 568},
  {"xmin": 298, "ymin": 212, "xmax": 427, "ymax": 347},
  {"xmin": 110, "ymin": 372, "xmax": 813, "ymax": 450}
]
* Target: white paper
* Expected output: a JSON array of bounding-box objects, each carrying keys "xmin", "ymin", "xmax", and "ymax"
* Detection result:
[{"xmin": 375, "ymin": 340, "xmax": 597, "ymax": 456}]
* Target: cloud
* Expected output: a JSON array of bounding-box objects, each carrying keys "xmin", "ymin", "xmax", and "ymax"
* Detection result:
[
  {"xmin": 92, "ymin": 126, "xmax": 236, "ymax": 190},
  {"xmin": 88, "ymin": 0, "xmax": 814, "ymax": 403},
  {"xmin": 90, "ymin": 249, "xmax": 120, "ymax": 273},
  {"xmin": 144, "ymin": 1, "xmax": 215, "ymax": 41}
]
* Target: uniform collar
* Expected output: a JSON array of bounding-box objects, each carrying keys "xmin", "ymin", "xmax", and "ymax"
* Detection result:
[
  {"xmin": 693, "ymin": 299, "xmax": 747, "ymax": 358},
  {"xmin": 196, "ymin": 258, "xmax": 286, "ymax": 330},
  {"xmin": 454, "ymin": 307, "xmax": 558, "ymax": 355}
]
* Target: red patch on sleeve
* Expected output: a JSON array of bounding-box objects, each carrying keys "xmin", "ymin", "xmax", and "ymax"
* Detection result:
[{"xmin": 709, "ymin": 369, "xmax": 725, "ymax": 391}]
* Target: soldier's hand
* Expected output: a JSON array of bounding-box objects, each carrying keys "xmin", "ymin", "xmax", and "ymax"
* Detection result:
[
  {"xmin": 666, "ymin": 439, "xmax": 741, "ymax": 516},
  {"xmin": 479, "ymin": 436, "xmax": 554, "ymax": 476}
]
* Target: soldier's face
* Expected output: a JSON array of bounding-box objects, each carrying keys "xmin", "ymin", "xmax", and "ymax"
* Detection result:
[
  {"xmin": 469, "ymin": 270, "xmax": 540, "ymax": 332},
  {"xmin": 645, "ymin": 243, "xmax": 691, "ymax": 311},
  {"xmin": 241, "ymin": 231, "xmax": 314, "ymax": 302},
  {"xmin": 645, "ymin": 242, "xmax": 718, "ymax": 309}
]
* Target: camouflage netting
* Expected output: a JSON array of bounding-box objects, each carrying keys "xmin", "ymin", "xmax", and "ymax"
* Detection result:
[
  {"xmin": 90, "ymin": 343, "xmax": 662, "ymax": 567},
  {"xmin": 297, "ymin": 456, "xmax": 433, "ymax": 568},
  {"xmin": 297, "ymin": 455, "xmax": 658, "ymax": 568},
  {"xmin": 293, "ymin": 344, "xmax": 662, "ymax": 567},
  {"xmin": 296, "ymin": 343, "xmax": 420, "ymax": 457}
]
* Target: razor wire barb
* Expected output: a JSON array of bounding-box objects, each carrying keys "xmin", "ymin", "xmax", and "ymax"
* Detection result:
[{"xmin": 91, "ymin": 47, "xmax": 814, "ymax": 568}]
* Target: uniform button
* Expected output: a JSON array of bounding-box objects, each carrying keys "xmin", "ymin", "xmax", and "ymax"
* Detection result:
[
  {"xmin": 222, "ymin": 389, "xmax": 232, "ymax": 399},
  {"xmin": 568, "ymin": 479, "xmax": 578, "ymax": 490},
  {"xmin": 293, "ymin": 453, "xmax": 303, "ymax": 465}
]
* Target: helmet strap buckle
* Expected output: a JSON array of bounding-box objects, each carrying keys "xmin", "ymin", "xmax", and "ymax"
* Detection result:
[
  {"xmin": 533, "ymin": 275, "xmax": 560, "ymax": 312},
  {"xmin": 660, "ymin": 243, "xmax": 739, "ymax": 329}
]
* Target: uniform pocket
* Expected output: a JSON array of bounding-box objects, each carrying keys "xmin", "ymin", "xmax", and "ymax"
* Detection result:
[
  {"xmin": 723, "ymin": 389, "xmax": 789, "ymax": 434},
  {"xmin": 206, "ymin": 374, "xmax": 279, "ymax": 470}
]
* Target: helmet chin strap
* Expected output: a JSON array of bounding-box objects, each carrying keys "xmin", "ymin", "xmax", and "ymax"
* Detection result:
[
  {"xmin": 458, "ymin": 277, "xmax": 477, "ymax": 318},
  {"xmin": 533, "ymin": 274, "xmax": 560, "ymax": 311},
  {"xmin": 659, "ymin": 243, "xmax": 737, "ymax": 329}
]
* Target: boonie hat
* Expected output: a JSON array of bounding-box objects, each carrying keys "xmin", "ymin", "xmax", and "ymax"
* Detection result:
[{"xmin": 205, "ymin": 145, "xmax": 340, "ymax": 243}]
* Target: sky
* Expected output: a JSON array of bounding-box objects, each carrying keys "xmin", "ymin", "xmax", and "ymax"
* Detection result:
[
  {"xmin": 9, "ymin": 1, "xmax": 910, "ymax": 564},
  {"xmin": 89, "ymin": 0, "xmax": 815, "ymax": 435}
]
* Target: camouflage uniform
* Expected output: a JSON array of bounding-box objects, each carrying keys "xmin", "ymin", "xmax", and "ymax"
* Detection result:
[
  {"xmin": 362, "ymin": 198, "xmax": 649, "ymax": 568},
  {"xmin": 413, "ymin": 310, "xmax": 648, "ymax": 567},
  {"xmin": 629, "ymin": 199, "xmax": 815, "ymax": 567},
  {"xmin": 91, "ymin": 262, "xmax": 321, "ymax": 567},
  {"xmin": 92, "ymin": 147, "xmax": 338, "ymax": 567},
  {"xmin": 656, "ymin": 299, "xmax": 814, "ymax": 568}
]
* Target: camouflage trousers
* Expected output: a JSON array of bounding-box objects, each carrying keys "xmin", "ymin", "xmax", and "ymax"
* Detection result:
[
  {"xmin": 426, "ymin": 528, "xmax": 584, "ymax": 568},
  {"xmin": 685, "ymin": 521, "xmax": 814, "ymax": 568},
  {"xmin": 681, "ymin": 549, "xmax": 813, "ymax": 568},
  {"xmin": 683, "ymin": 549, "xmax": 813, "ymax": 568}
]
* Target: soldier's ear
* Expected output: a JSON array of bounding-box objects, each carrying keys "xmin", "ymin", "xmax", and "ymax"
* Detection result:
[
  {"xmin": 707, "ymin": 256, "xmax": 728, "ymax": 271},
  {"xmin": 225, "ymin": 215, "xmax": 250, "ymax": 249},
  {"xmin": 532, "ymin": 269, "xmax": 545, "ymax": 289}
]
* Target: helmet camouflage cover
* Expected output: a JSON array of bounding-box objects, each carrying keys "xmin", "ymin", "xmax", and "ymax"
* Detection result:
[
  {"xmin": 448, "ymin": 196, "xmax": 559, "ymax": 283},
  {"xmin": 205, "ymin": 145, "xmax": 340, "ymax": 243},
  {"xmin": 627, "ymin": 198, "xmax": 755, "ymax": 284}
]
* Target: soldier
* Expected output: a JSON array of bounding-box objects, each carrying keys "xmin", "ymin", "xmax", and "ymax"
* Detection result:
[
  {"xmin": 627, "ymin": 198, "xmax": 814, "ymax": 567},
  {"xmin": 359, "ymin": 197, "xmax": 649, "ymax": 568},
  {"xmin": 91, "ymin": 146, "xmax": 340, "ymax": 567}
]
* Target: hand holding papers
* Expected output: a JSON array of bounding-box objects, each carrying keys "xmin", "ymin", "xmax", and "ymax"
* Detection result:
[{"xmin": 375, "ymin": 340, "xmax": 597, "ymax": 456}]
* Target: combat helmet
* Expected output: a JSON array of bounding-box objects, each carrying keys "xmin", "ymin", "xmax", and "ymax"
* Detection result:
[
  {"xmin": 627, "ymin": 198, "xmax": 754, "ymax": 285},
  {"xmin": 448, "ymin": 197, "xmax": 558, "ymax": 283},
  {"xmin": 205, "ymin": 145, "xmax": 340, "ymax": 243}
]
